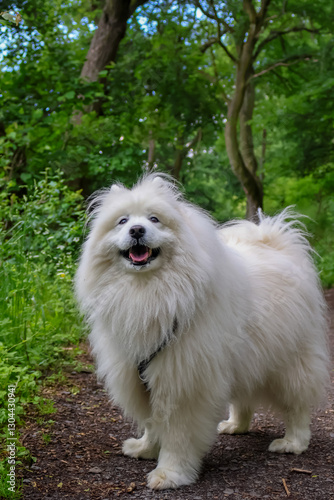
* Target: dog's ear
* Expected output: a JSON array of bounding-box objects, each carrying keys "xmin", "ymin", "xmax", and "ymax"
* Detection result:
[
  {"xmin": 110, "ymin": 183, "xmax": 122, "ymax": 193},
  {"xmin": 149, "ymin": 173, "xmax": 180, "ymax": 198},
  {"xmin": 152, "ymin": 175, "xmax": 166, "ymax": 188}
]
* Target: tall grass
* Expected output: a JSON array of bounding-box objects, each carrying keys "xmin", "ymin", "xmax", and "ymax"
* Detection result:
[{"xmin": 0, "ymin": 171, "xmax": 86, "ymax": 498}]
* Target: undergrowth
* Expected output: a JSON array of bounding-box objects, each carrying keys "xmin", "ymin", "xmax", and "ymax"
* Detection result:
[{"xmin": 0, "ymin": 171, "xmax": 86, "ymax": 498}]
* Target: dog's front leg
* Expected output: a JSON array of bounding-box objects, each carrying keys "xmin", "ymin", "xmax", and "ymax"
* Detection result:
[{"xmin": 147, "ymin": 402, "xmax": 217, "ymax": 490}]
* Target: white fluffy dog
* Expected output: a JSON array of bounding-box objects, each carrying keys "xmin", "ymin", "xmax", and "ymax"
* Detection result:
[{"xmin": 75, "ymin": 174, "xmax": 329, "ymax": 490}]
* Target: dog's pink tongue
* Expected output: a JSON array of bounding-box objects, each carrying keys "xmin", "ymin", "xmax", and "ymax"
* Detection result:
[{"xmin": 130, "ymin": 248, "xmax": 150, "ymax": 263}]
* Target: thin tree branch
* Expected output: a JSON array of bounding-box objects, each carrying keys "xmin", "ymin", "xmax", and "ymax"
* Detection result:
[
  {"xmin": 200, "ymin": 36, "xmax": 219, "ymax": 53},
  {"xmin": 217, "ymin": 40, "xmax": 237, "ymax": 62},
  {"xmin": 195, "ymin": 0, "xmax": 234, "ymax": 32},
  {"xmin": 208, "ymin": 0, "xmax": 234, "ymax": 33},
  {"xmin": 195, "ymin": 0, "xmax": 217, "ymax": 21},
  {"xmin": 250, "ymin": 54, "xmax": 316, "ymax": 80},
  {"xmin": 254, "ymin": 26, "xmax": 320, "ymax": 59},
  {"xmin": 208, "ymin": 0, "xmax": 237, "ymax": 62},
  {"xmin": 185, "ymin": 128, "xmax": 203, "ymax": 152},
  {"xmin": 199, "ymin": 34, "xmax": 236, "ymax": 62},
  {"xmin": 264, "ymin": 14, "xmax": 278, "ymax": 24},
  {"xmin": 195, "ymin": 1, "xmax": 236, "ymax": 62}
]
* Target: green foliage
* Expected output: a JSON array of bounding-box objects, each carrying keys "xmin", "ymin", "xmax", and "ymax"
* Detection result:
[
  {"xmin": 0, "ymin": 169, "xmax": 85, "ymax": 370},
  {"xmin": 182, "ymin": 146, "xmax": 246, "ymax": 221},
  {"xmin": 0, "ymin": 171, "xmax": 86, "ymax": 498},
  {"xmin": 0, "ymin": 2, "xmax": 332, "ymax": 270},
  {"xmin": 1, "ymin": 169, "xmax": 85, "ymax": 259},
  {"xmin": 0, "ymin": 0, "xmax": 105, "ymax": 191}
]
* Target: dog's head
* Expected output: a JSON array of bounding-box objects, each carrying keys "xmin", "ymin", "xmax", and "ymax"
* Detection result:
[
  {"xmin": 86, "ymin": 174, "xmax": 183, "ymax": 273},
  {"xmin": 77, "ymin": 174, "xmax": 220, "ymax": 326}
]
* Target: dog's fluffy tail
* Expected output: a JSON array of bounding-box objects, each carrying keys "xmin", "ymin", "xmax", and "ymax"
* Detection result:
[{"xmin": 220, "ymin": 207, "xmax": 313, "ymax": 258}]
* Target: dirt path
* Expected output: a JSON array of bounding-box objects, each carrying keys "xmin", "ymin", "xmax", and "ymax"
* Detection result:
[{"xmin": 19, "ymin": 290, "xmax": 334, "ymax": 500}]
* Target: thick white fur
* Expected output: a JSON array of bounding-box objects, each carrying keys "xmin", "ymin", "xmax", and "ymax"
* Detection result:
[{"xmin": 75, "ymin": 174, "xmax": 329, "ymax": 490}]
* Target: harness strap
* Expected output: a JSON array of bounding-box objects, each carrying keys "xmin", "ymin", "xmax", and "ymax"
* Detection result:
[{"xmin": 137, "ymin": 318, "xmax": 178, "ymax": 391}]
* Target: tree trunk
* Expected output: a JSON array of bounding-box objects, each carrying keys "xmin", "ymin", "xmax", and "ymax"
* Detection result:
[
  {"xmin": 173, "ymin": 139, "xmax": 184, "ymax": 180},
  {"xmin": 147, "ymin": 130, "xmax": 155, "ymax": 168},
  {"xmin": 239, "ymin": 75, "xmax": 257, "ymax": 176},
  {"xmin": 225, "ymin": 106, "xmax": 263, "ymax": 221},
  {"xmin": 239, "ymin": 72, "xmax": 263, "ymax": 218},
  {"xmin": 224, "ymin": 1, "xmax": 267, "ymax": 220},
  {"xmin": 170, "ymin": 129, "xmax": 202, "ymax": 180},
  {"xmin": 80, "ymin": 0, "xmax": 129, "ymax": 83},
  {"xmin": 77, "ymin": 0, "xmax": 149, "ymax": 116},
  {"xmin": 224, "ymin": 75, "xmax": 263, "ymax": 220},
  {"xmin": 81, "ymin": 0, "xmax": 149, "ymax": 81}
]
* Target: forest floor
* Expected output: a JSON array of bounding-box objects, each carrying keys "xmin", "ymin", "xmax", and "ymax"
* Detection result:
[{"xmin": 19, "ymin": 290, "xmax": 334, "ymax": 500}]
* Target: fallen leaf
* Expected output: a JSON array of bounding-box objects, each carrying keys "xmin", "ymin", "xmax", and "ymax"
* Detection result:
[
  {"xmin": 127, "ymin": 482, "xmax": 136, "ymax": 492},
  {"xmin": 88, "ymin": 467, "xmax": 102, "ymax": 474}
]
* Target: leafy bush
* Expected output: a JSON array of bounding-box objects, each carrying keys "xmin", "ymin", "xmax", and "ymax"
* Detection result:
[
  {"xmin": 1, "ymin": 169, "xmax": 85, "ymax": 259},
  {"xmin": 0, "ymin": 170, "xmax": 86, "ymax": 498}
]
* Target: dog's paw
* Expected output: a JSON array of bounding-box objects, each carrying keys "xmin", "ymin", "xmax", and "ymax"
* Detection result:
[
  {"xmin": 268, "ymin": 438, "xmax": 308, "ymax": 455},
  {"xmin": 122, "ymin": 437, "xmax": 159, "ymax": 460},
  {"xmin": 217, "ymin": 420, "xmax": 249, "ymax": 435},
  {"xmin": 147, "ymin": 467, "xmax": 195, "ymax": 490}
]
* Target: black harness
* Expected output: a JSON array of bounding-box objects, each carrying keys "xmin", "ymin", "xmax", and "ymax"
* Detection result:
[{"xmin": 137, "ymin": 318, "xmax": 178, "ymax": 391}]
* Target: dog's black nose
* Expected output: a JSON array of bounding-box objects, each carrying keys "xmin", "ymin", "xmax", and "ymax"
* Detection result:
[{"xmin": 129, "ymin": 225, "xmax": 146, "ymax": 239}]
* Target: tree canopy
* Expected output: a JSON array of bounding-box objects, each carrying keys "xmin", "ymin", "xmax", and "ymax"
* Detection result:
[{"xmin": 0, "ymin": 0, "xmax": 333, "ymax": 221}]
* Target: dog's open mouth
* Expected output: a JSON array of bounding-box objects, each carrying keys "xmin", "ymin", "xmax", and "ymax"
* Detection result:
[{"xmin": 121, "ymin": 245, "xmax": 160, "ymax": 266}]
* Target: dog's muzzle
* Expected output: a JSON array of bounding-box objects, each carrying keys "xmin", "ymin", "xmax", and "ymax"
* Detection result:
[{"xmin": 120, "ymin": 245, "xmax": 160, "ymax": 266}]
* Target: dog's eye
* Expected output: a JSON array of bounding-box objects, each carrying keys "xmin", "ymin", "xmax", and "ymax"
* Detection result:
[
  {"xmin": 149, "ymin": 216, "xmax": 160, "ymax": 223},
  {"xmin": 118, "ymin": 218, "xmax": 128, "ymax": 225}
]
